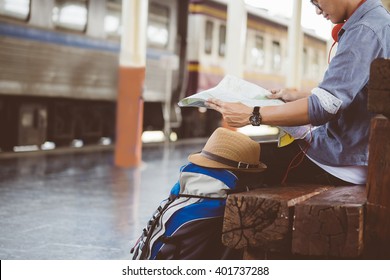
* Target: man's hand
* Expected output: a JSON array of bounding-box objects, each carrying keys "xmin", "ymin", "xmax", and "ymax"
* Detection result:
[
  {"xmin": 268, "ymin": 88, "xmax": 310, "ymax": 102},
  {"xmin": 205, "ymin": 98, "xmax": 252, "ymax": 128}
]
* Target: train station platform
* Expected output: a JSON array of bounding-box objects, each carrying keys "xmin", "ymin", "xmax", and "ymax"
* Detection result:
[{"xmin": 0, "ymin": 140, "xmax": 207, "ymax": 260}]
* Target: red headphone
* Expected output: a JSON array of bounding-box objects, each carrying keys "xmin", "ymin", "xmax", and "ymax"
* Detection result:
[{"xmin": 332, "ymin": 23, "xmax": 344, "ymax": 42}]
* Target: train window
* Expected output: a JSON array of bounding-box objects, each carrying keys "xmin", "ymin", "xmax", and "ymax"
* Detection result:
[
  {"xmin": 218, "ymin": 24, "xmax": 226, "ymax": 57},
  {"xmin": 52, "ymin": 0, "xmax": 88, "ymax": 32},
  {"xmin": 205, "ymin": 20, "xmax": 213, "ymax": 55},
  {"xmin": 105, "ymin": 0, "xmax": 122, "ymax": 36},
  {"xmin": 312, "ymin": 49, "xmax": 320, "ymax": 77},
  {"xmin": 0, "ymin": 0, "xmax": 30, "ymax": 20},
  {"xmin": 251, "ymin": 35, "xmax": 265, "ymax": 68},
  {"xmin": 272, "ymin": 41, "xmax": 281, "ymax": 71},
  {"xmin": 147, "ymin": 3, "xmax": 169, "ymax": 48}
]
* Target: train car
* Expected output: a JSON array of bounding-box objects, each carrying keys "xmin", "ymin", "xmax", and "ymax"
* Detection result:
[
  {"xmin": 0, "ymin": 0, "xmax": 118, "ymax": 150},
  {"xmin": 180, "ymin": 0, "xmax": 328, "ymax": 138},
  {"xmin": 0, "ymin": 0, "xmax": 188, "ymax": 151}
]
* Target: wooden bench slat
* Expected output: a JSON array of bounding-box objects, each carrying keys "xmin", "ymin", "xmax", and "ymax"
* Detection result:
[
  {"xmin": 365, "ymin": 116, "xmax": 390, "ymax": 258},
  {"xmin": 368, "ymin": 58, "xmax": 390, "ymax": 118},
  {"xmin": 292, "ymin": 186, "xmax": 366, "ymax": 258},
  {"xmin": 222, "ymin": 185, "xmax": 332, "ymax": 251}
]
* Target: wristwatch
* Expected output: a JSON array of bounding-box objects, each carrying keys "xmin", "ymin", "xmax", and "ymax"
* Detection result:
[{"xmin": 249, "ymin": 106, "xmax": 262, "ymax": 126}]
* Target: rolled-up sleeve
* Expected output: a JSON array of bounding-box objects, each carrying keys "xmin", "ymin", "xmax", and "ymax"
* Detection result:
[
  {"xmin": 308, "ymin": 89, "xmax": 341, "ymax": 126},
  {"xmin": 308, "ymin": 24, "xmax": 382, "ymax": 126}
]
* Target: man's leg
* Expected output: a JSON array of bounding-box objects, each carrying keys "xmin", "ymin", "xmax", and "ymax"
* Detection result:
[{"xmin": 260, "ymin": 141, "xmax": 350, "ymax": 186}]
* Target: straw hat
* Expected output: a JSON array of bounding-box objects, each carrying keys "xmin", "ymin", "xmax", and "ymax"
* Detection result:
[{"xmin": 188, "ymin": 127, "xmax": 267, "ymax": 172}]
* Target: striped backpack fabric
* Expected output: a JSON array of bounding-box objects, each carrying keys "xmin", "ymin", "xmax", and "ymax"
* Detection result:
[{"xmin": 130, "ymin": 163, "xmax": 239, "ymax": 260}]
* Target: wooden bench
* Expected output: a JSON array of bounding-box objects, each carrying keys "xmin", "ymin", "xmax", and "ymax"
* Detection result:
[{"xmin": 222, "ymin": 58, "xmax": 390, "ymax": 259}]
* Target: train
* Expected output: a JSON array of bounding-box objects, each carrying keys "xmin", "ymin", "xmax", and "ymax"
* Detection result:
[{"xmin": 0, "ymin": 0, "xmax": 328, "ymax": 151}]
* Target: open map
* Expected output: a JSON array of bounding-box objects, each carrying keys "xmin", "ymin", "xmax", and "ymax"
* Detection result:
[
  {"xmin": 178, "ymin": 75, "xmax": 312, "ymax": 142},
  {"xmin": 178, "ymin": 74, "xmax": 284, "ymax": 108}
]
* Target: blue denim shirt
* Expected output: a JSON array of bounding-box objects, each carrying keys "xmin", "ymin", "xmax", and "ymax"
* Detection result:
[{"xmin": 306, "ymin": 0, "xmax": 390, "ymax": 166}]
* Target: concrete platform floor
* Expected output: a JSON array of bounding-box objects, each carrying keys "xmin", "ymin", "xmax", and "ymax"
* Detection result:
[{"xmin": 0, "ymin": 141, "xmax": 205, "ymax": 259}]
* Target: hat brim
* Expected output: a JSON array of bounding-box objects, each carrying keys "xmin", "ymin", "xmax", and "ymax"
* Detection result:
[{"xmin": 188, "ymin": 152, "xmax": 267, "ymax": 173}]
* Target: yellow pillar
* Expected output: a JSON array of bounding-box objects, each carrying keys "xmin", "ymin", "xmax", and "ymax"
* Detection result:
[{"xmin": 115, "ymin": 0, "xmax": 148, "ymax": 167}]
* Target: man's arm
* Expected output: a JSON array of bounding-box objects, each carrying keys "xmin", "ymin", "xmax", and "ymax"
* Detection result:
[{"xmin": 206, "ymin": 97, "xmax": 310, "ymax": 128}]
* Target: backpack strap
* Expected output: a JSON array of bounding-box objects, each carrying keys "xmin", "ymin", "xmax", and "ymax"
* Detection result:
[
  {"xmin": 131, "ymin": 194, "xmax": 177, "ymax": 259},
  {"xmin": 178, "ymin": 193, "xmax": 225, "ymax": 200}
]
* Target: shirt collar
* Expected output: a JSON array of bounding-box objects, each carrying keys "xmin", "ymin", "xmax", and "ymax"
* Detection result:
[{"xmin": 342, "ymin": 0, "xmax": 383, "ymax": 32}]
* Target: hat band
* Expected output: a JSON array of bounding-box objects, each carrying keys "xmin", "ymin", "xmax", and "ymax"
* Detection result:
[{"xmin": 200, "ymin": 150, "xmax": 259, "ymax": 169}]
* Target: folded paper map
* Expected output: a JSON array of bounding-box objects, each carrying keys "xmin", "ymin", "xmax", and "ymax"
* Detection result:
[{"xmin": 178, "ymin": 75, "xmax": 312, "ymax": 142}]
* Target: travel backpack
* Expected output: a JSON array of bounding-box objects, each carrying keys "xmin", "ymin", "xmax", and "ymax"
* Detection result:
[{"xmin": 130, "ymin": 163, "xmax": 240, "ymax": 260}]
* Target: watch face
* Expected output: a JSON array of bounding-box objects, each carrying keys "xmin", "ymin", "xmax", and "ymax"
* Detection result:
[{"xmin": 250, "ymin": 115, "xmax": 261, "ymax": 126}]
